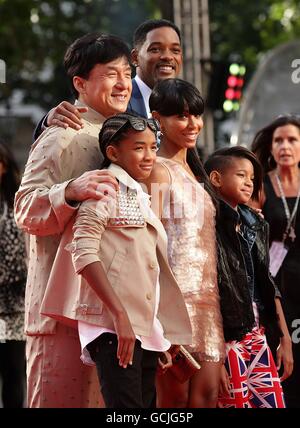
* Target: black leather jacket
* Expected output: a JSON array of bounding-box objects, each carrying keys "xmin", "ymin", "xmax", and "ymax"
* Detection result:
[{"xmin": 216, "ymin": 200, "xmax": 282, "ymax": 342}]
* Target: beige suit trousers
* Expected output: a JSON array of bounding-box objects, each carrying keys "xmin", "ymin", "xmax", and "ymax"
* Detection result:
[{"xmin": 26, "ymin": 322, "xmax": 104, "ymax": 408}]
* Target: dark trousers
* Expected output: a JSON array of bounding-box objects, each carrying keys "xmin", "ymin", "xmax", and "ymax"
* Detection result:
[
  {"xmin": 0, "ymin": 340, "xmax": 26, "ymax": 408},
  {"xmin": 87, "ymin": 333, "xmax": 158, "ymax": 408}
]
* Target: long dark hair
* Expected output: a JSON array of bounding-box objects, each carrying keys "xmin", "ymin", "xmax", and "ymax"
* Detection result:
[
  {"xmin": 149, "ymin": 78, "xmax": 217, "ymax": 205},
  {"xmin": 251, "ymin": 114, "xmax": 300, "ymax": 173},
  {"xmin": 0, "ymin": 140, "xmax": 21, "ymax": 208}
]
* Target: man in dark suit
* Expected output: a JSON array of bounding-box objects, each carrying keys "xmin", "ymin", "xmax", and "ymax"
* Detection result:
[
  {"xmin": 128, "ymin": 19, "xmax": 182, "ymax": 118},
  {"xmin": 33, "ymin": 19, "xmax": 183, "ymax": 139}
]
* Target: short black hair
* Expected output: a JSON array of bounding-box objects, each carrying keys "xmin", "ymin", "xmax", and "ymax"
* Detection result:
[
  {"xmin": 64, "ymin": 32, "xmax": 131, "ymax": 98},
  {"xmin": 149, "ymin": 78, "xmax": 204, "ymax": 116},
  {"xmin": 204, "ymin": 146, "xmax": 263, "ymax": 201},
  {"xmin": 133, "ymin": 19, "xmax": 181, "ymax": 48}
]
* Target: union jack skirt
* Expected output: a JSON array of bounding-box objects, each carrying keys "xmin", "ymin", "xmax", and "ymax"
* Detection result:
[{"xmin": 218, "ymin": 327, "xmax": 285, "ymax": 408}]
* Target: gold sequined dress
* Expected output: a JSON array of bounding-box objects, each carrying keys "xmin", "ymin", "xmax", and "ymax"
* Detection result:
[{"xmin": 157, "ymin": 157, "xmax": 225, "ymax": 362}]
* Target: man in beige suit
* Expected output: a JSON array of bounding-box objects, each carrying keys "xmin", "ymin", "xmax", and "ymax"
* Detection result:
[
  {"xmin": 40, "ymin": 158, "xmax": 192, "ymax": 407},
  {"xmin": 14, "ymin": 32, "xmax": 132, "ymax": 408}
]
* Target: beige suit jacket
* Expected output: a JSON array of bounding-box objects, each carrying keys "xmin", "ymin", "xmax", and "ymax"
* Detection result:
[
  {"xmin": 41, "ymin": 165, "xmax": 192, "ymax": 345},
  {"xmin": 14, "ymin": 103, "xmax": 105, "ymax": 335}
]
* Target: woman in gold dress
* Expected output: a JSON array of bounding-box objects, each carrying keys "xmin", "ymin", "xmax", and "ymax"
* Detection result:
[{"xmin": 143, "ymin": 78, "xmax": 225, "ymax": 408}]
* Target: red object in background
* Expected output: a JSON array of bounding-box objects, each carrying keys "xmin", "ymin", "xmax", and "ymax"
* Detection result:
[
  {"xmin": 227, "ymin": 76, "xmax": 238, "ymax": 87},
  {"xmin": 225, "ymin": 88, "xmax": 235, "ymax": 100},
  {"xmin": 237, "ymin": 78, "xmax": 244, "ymax": 87}
]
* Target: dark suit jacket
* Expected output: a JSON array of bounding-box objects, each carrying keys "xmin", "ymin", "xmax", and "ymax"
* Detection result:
[
  {"xmin": 33, "ymin": 77, "xmax": 148, "ymax": 141},
  {"xmin": 127, "ymin": 78, "xmax": 148, "ymax": 118}
]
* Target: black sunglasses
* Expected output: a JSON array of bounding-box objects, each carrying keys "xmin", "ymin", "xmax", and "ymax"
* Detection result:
[{"xmin": 108, "ymin": 115, "xmax": 160, "ymax": 144}]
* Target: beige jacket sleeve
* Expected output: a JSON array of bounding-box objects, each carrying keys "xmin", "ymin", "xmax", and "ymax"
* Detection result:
[
  {"xmin": 14, "ymin": 127, "xmax": 81, "ymax": 236},
  {"xmin": 71, "ymin": 198, "xmax": 113, "ymax": 274}
]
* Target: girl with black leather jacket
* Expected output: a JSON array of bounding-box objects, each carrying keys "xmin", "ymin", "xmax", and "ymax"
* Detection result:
[{"xmin": 205, "ymin": 146, "xmax": 293, "ymax": 408}]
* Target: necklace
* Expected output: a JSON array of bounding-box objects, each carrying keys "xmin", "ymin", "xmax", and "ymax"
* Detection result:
[{"xmin": 275, "ymin": 173, "xmax": 300, "ymax": 242}]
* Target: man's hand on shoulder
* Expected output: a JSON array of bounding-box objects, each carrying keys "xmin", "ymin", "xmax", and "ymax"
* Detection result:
[
  {"xmin": 65, "ymin": 170, "xmax": 119, "ymax": 203},
  {"xmin": 47, "ymin": 101, "xmax": 88, "ymax": 130}
]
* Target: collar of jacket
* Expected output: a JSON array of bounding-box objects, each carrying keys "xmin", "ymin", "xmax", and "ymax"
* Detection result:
[
  {"xmin": 108, "ymin": 163, "xmax": 149, "ymax": 195},
  {"xmin": 74, "ymin": 99, "xmax": 106, "ymax": 125},
  {"xmin": 219, "ymin": 199, "xmax": 264, "ymax": 232}
]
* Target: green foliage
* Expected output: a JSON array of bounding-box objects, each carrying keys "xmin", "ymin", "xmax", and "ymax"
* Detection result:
[
  {"xmin": 210, "ymin": 0, "xmax": 300, "ymax": 70},
  {"xmin": 0, "ymin": 0, "xmax": 159, "ymax": 109},
  {"xmin": 2, "ymin": 0, "xmax": 300, "ymax": 112}
]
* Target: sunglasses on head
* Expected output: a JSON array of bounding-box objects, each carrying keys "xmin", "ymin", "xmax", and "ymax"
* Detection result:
[{"xmin": 108, "ymin": 115, "xmax": 160, "ymax": 144}]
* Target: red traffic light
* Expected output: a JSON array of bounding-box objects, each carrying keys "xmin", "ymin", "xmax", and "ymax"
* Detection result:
[
  {"xmin": 227, "ymin": 76, "xmax": 238, "ymax": 87},
  {"xmin": 225, "ymin": 88, "xmax": 235, "ymax": 100},
  {"xmin": 237, "ymin": 78, "xmax": 244, "ymax": 87}
]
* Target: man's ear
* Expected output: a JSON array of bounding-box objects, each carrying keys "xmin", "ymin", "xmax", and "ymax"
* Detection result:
[
  {"xmin": 209, "ymin": 170, "xmax": 222, "ymax": 188},
  {"xmin": 131, "ymin": 48, "xmax": 138, "ymax": 67},
  {"xmin": 106, "ymin": 145, "xmax": 118, "ymax": 163},
  {"xmin": 73, "ymin": 76, "xmax": 86, "ymax": 95}
]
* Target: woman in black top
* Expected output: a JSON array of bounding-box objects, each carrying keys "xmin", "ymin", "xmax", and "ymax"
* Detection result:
[
  {"xmin": 0, "ymin": 141, "xmax": 27, "ymax": 407},
  {"xmin": 252, "ymin": 114, "xmax": 300, "ymax": 408}
]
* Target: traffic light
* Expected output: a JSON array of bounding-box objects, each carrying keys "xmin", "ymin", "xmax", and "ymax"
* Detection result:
[
  {"xmin": 206, "ymin": 60, "xmax": 246, "ymax": 113},
  {"xmin": 223, "ymin": 63, "xmax": 246, "ymax": 113},
  {"xmin": 206, "ymin": 61, "xmax": 228, "ymax": 110}
]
